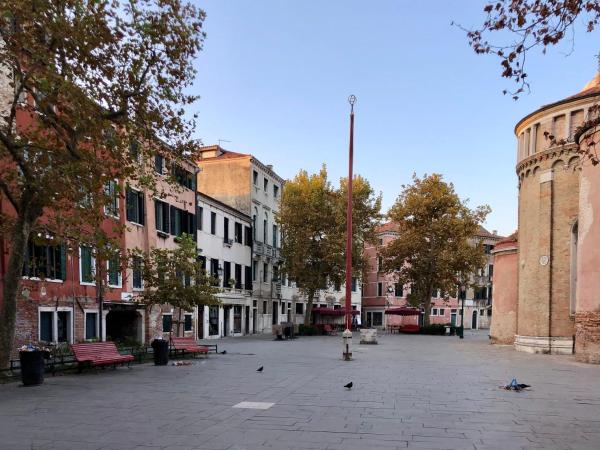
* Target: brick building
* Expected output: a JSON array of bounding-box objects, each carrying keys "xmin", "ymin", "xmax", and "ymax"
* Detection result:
[
  {"xmin": 362, "ymin": 222, "xmax": 501, "ymax": 330},
  {"xmin": 492, "ymin": 72, "xmax": 600, "ymax": 361}
]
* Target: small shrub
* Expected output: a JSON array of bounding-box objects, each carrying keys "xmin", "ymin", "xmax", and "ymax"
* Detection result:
[
  {"xmin": 419, "ymin": 324, "xmax": 448, "ymax": 335},
  {"xmin": 299, "ymin": 324, "xmax": 320, "ymax": 336}
]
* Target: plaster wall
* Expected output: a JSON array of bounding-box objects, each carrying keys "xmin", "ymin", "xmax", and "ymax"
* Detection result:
[{"xmin": 490, "ymin": 244, "xmax": 518, "ymax": 344}]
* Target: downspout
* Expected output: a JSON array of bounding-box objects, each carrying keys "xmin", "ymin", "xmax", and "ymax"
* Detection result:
[{"xmin": 548, "ymin": 177, "xmax": 554, "ymax": 354}]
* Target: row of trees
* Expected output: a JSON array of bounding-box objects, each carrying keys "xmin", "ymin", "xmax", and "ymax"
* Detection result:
[{"xmin": 277, "ymin": 169, "xmax": 491, "ymax": 327}]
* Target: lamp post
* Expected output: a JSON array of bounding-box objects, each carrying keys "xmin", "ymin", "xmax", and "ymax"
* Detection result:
[
  {"xmin": 458, "ymin": 284, "xmax": 466, "ymax": 339},
  {"xmin": 343, "ymin": 95, "xmax": 356, "ymax": 361}
]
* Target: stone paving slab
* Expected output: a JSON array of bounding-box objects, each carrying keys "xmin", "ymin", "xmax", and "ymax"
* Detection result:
[{"xmin": 1, "ymin": 331, "xmax": 599, "ymax": 449}]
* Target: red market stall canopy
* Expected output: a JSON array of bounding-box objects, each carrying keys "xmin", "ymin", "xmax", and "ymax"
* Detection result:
[
  {"xmin": 312, "ymin": 307, "xmax": 360, "ymax": 316},
  {"xmin": 384, "ymin": 307, "xmax": 421, "ymax": 316}
]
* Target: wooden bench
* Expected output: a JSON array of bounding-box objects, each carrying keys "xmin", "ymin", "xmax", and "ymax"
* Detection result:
[
  {"xmin": 71, "ymin": 342, "xmax": 134, "ymax": 372},
  {"xmin": 400, "ymin": 324, "xmax": 420, "ymax": 334},
  {"xmin": 170, "ymin": 337, "xmax": 210, "ymax": 358}
]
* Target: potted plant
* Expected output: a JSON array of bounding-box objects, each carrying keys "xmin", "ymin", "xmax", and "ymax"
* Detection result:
[
  {"xmin": 19, "ymin": 343, "xmax": 50, "ymax": 386},
  {"xmin": 228, "ymin": 278, "xmax": 236, "ymax": 289}
]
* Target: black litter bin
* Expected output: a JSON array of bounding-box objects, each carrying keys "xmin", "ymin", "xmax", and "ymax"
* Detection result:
[
  {"xmin": 151, "ymin": 339, "xmax": 169, "ymax": 366},
  {"xmin": 19, "ymin": 350, "xmax": 46, "ymax": 386}
]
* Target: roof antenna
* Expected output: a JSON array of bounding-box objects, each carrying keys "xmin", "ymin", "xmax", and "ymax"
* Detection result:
[{"xmin": 218, "ymin": 139, "xmax": 231, "ymax": 148}]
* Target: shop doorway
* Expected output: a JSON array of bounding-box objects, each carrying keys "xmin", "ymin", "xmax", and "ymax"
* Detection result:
[{"xmin": 106, "ymin": 309, "xmax": 141, "ymax": 344}]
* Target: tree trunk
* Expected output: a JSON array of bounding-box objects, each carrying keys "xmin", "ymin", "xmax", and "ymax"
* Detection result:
[
  {"xmin": 177, "ymin": 307, "xmax": 183, "ymax": 337},
  {"xmin": 303, "ymin": 289, "xmax": 316, "ymax": 326},
  {"xmin": 422, "ymin": 285, "xmax": 433, "ymax": 327},
  {"xmin": 0, "ymin": 215, "xmax": 33, "ymax": 369}
]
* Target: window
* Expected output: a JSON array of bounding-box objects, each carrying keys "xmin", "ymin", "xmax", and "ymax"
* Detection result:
[
  {"xmin": 233, "ymin": 306, "xmax": 242, "ymax": 333},
  {"xmin": 40, "ymin": 309, "xmax": 72, "ymax": 343},
  {"xmin": 80, "ymin": 246, "xmax": 95, "ymax": 284},
  {"xmin": 273, "ymin": 185, "xmax": 279, "ymax": 198},
  {"xmin": 170, "ymin": 206, "xmax": 195, "ymax": 237},
  {"xmin": 378, "ymin": 238, "xmax": 383, "ymax": 245},
  {"xmin": 272, "ymin": 265, "xmax": 279, "ymax": 282},
  {"xmin": 263, "ymin": 263, "xmax": 268, "ymax": 282},
  {"xmin": 211, "ymin": 212, "xmax": 216, "ymax": 235},
  {"xmin": 235, "ymin": 264, "xmax": 242, "ymax": 289},
  {"xmin": 129, "ymin": 141, "xmax": 140, "ymax": 163},
  {"xmin": 22, "ymin": 241, "xmax": 65, "ymax": 280},
  {"xmin": 40, "ymin": 311, "xmax": 53, "ymax": 342},
  {"xmin": 263, "ymin": 301, "xmax": 268, "ymax": 314},
  {"xmin": 172, "ymin": 164, "xmax": 196, "ymax": 190},
  {"xmin": 263, "ymin": 177, "xmax": 268, "ymax": 191},
  {"xmin": 439, "ymin": 308, "xmax": 445, "ymax": 316},
  {"xmin": 209, "ymin": 306, "xmax": 219, "ymax": 336},
  {"xmin": 253, "ymin": 170, "xmax": 258, "ymax": 185},
  {"xmin": 431, "ymin": 308, "xmax": 438, "ymax": 316},
  {"xmin": 210, "ymin": 259, "xmax": 219, "ymax": 286},
  {"xmin": 295, "ymin": 303, "xmax": 304, "ymax": 315},
  {"xmin": 104, "ymin": 180, "xmax": 119, "ymax": 217},
  {"xmin": 184, "ymin": 314, "xmax": 193, "ymax": 332},
  {"xmin": 263, "ymin": 216, "xmax": 268, "ymax": 243},
  {"xmin": 85, "ymin": 312, "xmax": 98, "ymax": 340},
  {"xmin": 154, "ymin": 200, "xmax": 170, "ymax": 234},
  {"xmin": 252, "ymin": 260, "xmax": 257, "ymax": 281},
  {"xmin": 352, "ymin": 277, "xmax": 357, "ymax": 292},
  {"xmin": 126, "ymin": 188, "xmax": 144, "ymax": 225},
  {"xmin": 197, "ymin": 206, "xmax": 203, "ymax": 230},
  {"xmin": 480, "ymin": 309, "xmax": 485, "ymax": 316},
  {"xmin": 377, "ymin": 256, "xmax": 383, "ymax": 272},
  {"xmin": 107, "ymin": 255, "xmax": 121, "ymax": 287},
  {"xmin": 244, "ymin": 226, "xmax": 252, "ymax": 246},
  {"xmin": 223, "ymin": 261, "xmax": 231, "ymax": 287},
  {"xmin": 132, "ymin": 256, "xmax": 143, "ymax": 289},
  {"xmin": 394, "ymin": 283, "xmax": 403, "ymax": 297},
  {"xmin": 372, "ymin": 312, "xmax": 383, "ymax": 326},
  {"xmin": 488, "ymin": 264, "xmax": 494, "ymax": 278},
  {"xmin": 224, "ymin": 217, "xmax": 230, "ymax": 242},
  {"xmin": 272, "ymin": 224, "xmax": 278, "ymax": 248},
  {"xmin": 162, "ymin": 314, "xmax": 172, "ymax": 332},
  {"xmin": 252, "ymin": 210, "xmax": 257, "ymax": 240},
  {"xmin": 155, "ymin": 155, "xmax": 164, "ymax": 174},
  {"xmin": 281, "ymin": 302, "xmax": 285, "ymax": 314},
  {"xmin": 245, "ymin": 266, "xmax": 252, "ymax": 290},
  {"xmin": 235, "ymin": 222, "xmax": 243, "ymax": 243},
  {"xmin": 377, "ymin": 282, "xmax": 383, "ymax": 297}
]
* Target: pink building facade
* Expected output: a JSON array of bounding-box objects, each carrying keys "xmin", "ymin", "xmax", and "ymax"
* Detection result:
[{"xmin": 362, "ymin": 223, "xmax": 502, "ymax": 330}]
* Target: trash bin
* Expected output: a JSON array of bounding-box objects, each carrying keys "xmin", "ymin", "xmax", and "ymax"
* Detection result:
[
  {"xmin": 19, "ymin": 350, "xmax": 46, "ymax": 386},
  {"xmin": 151, "ymin": 339, "xmax": 169, "ymax": 366}
]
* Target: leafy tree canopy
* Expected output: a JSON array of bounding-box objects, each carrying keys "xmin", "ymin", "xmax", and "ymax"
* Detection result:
[
  {"xmin": 278, "ymin": 166, "xmax": 381, "ymax": 324},
  {"xmin": 381, "ymin": 174, "xmax": 490, "ymax": 325}
]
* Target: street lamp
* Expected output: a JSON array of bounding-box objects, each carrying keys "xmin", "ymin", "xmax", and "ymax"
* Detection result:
[{"xmin": 343, "ymin": 95, "xmax": 356, "ymax": 361}]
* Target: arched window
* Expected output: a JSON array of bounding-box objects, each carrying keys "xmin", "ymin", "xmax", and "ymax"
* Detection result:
[{"xmin": 570, "ymin": 221, "xmax": 578, "ymax": 315}]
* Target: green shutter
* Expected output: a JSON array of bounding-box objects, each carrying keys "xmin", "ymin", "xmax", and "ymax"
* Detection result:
[{"xmin": 60, "ymin": 245, "xmax": 67, "ymax": 281}]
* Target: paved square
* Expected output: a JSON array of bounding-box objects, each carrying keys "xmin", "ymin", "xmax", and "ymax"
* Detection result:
[{"xmin": 1, "ymin": 331, "xmax": 600, "ymax": 450}]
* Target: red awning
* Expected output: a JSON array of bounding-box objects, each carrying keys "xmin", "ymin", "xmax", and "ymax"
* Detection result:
[
  {"xmin": 312, "ymin": 307, "xmax": 360, "ymax": 316},
  {"xmin": 384, "ymin": 307, "xmax": 421, "ymax": 316}
]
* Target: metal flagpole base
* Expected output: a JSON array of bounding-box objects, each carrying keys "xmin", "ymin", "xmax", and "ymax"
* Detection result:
[{"xmin": 342, "ymin": 329, "xmax": 353, "ymax": 361}]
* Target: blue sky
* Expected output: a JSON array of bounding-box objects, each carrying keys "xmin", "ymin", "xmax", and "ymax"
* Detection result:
[{"xmin": 191, "ymin": 1, "xmax": 599, "ymax": 236}]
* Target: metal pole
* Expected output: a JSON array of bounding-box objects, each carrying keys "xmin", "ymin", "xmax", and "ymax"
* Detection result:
[
  {"xmin": 459, "ymin": 288, "xmax": 465, "ymax": 339},
  {"xmin": 345, "ymin": 95, "xmax": 356, "ymax": 331}
]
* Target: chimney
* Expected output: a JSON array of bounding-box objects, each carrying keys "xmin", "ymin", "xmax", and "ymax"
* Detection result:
[
  {"xmin": 267, "ymin": 164, "xmax": 273, "ymax": 170},
  {"xmin": 493, "ymin": 230, "xmax": 498, "ymax": 236}
]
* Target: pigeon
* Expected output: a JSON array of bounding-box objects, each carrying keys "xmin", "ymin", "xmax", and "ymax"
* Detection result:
[
  {"xmin": 219, "ymin": 350, "xmax": 227, "ymax": 355},
  {"xmin": 502, "ymin": 378, "xmax": 530, "ymax": 391},
  {"xmin": 344, "ymin": 382, "xmax": 353, "ymax": 389},
  {"xmin": 256, "ymin": 366, "xmax": 264, "ymax": 372}
]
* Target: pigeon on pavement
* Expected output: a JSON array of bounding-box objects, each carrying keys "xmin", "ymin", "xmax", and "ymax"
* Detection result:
[
  {"xmin": 344, "ymin": 382, "xmax": 353, "ymax": 389},
  {"xmin": 257, "ymin": 366, "xmax": 264, "ymax": 372},
  {"xmin": 219, "ymin": 350, "xmax": 227, "ymax": 355}
]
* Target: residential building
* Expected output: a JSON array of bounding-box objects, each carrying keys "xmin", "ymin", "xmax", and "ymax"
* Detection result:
[
  {"xmin": 492, "ymin": 72, "xmax": 600, "ymax": 362},
  {"xmin": 196, "ymin": 145, "xmax": 362, "ymax": 332},
  {"xmin": 196, "ymin": 192, "xmax": 253, "ymax": 338},
  {"xmin": 362, "ymin": 222, "xmax": 502, "ymax": 330}
]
